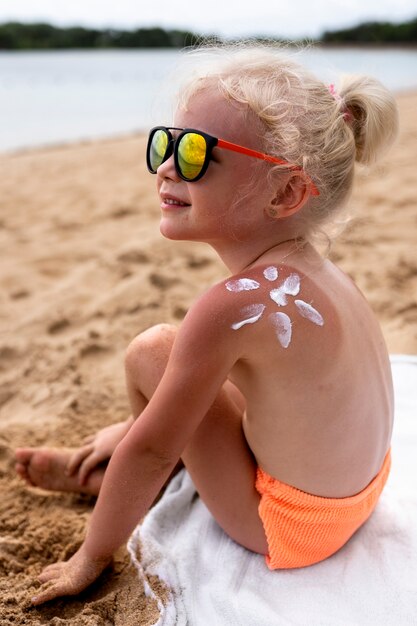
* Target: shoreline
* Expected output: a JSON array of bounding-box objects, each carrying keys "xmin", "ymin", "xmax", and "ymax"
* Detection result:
[
  {"xmin": 0, "ymin": 129, "xmax": 146, "ymax": 159},
  {"xmin": 2, "ymin": 87, "xmax": 416, "ymax": 158}
]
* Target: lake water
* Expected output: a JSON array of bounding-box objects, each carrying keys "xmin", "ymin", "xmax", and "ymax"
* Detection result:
[{"xmin": 0, "ymin": 47, "xmax": 416, "ymax": 153}]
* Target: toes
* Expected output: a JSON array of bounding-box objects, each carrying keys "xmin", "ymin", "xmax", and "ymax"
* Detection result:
[
  {"xmin": 14, "ymin": 449, "xmax": 53, "ymax": 488},
  {"xmin": 15, "ymin": 462, "xmax": 27, "ymax": 478},
  {"xmin": 15, "ymin": 461, "xmax": 35, "ymax": 485},
  {"xmin": 15, "ymin": 447, "xmax": 35, "ymax": 464},
  {"xmin": 15, "ymin": 448, "xmax": 51, "ymax": 477}
]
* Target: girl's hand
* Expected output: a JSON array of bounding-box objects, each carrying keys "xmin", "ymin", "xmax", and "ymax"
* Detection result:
[
  {"xmin": 31, "ymin": 544, "xmax": 112, "ymax": 606},
  {"xmin": 66, "ymin": 419, "xmax": 134, "ymax": 485}
]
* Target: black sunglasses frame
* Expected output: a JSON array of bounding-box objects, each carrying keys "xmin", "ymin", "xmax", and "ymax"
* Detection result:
[{"xmin": 146, "ymin": 126, "xmax": 220, "ymax": 182}]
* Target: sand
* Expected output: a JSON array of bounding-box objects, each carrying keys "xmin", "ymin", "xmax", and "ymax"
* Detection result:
[{"xmin": 0, "ymin": 91, "xmax": 416, "ymax": 624}]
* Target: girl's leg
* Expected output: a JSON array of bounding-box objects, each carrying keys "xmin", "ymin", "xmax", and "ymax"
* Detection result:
[
  {"xmin": 124, "ymin": 324, "xmax": 268, "ymax": 555},
  {"xmin": 180, "ymin": 388, "xmax": 268, "ymax": 554}
]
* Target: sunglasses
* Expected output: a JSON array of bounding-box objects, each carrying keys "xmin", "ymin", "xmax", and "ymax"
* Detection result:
[{"xmin": 146, "ymin": 126, "xmax": 319, "ymax": 196}]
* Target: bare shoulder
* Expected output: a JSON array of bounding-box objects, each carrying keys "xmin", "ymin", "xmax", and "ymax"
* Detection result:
[
  {"xmin": 169, "ymin": 273, "xmax": 261, "ymax": 370},
  {"xmin": 174, "ymin": 259, "xmax": 347, "ymax": 366},
  {"xmin": 220, "ymin": 261, "xmax": 342, "ymax": 354},
  {"xmin": 175, "ymin": 270, "xmax": 266, "ymax": 346}
]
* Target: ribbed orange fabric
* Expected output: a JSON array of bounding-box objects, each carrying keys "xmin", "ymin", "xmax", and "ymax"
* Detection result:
[{"xmin": 255, "ymin": 450, "xmax": 391, "ymax": 569}]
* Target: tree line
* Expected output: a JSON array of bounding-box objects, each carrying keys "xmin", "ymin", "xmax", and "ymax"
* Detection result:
[
  {"xmin": 0, "ymin": 23, "xmax": 203, "ymax": 49},
  {"xmin": 322, "ymin": 18, "xmax": 417, "ymax": 45},
  {"xmin": 0, "ymin": 18, "xmax": 416, "ymax": 50}
]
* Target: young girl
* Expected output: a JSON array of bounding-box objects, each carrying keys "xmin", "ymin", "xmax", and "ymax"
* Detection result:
[{"xmin": 16, "ymin": 44, "xmax": 398, "ymax": 605}]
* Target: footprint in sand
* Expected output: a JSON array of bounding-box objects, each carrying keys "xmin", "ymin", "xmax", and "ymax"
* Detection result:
[
  {"xmin": 110, "ymin": 206, "xmax": 135, "ymax": 219},
  {"xmin": 0, "ymin": 388, "xmax": 14, "ymax": 409},
  {"xmin": 173, "ymin": 306, "xmax": 188, "ymax": 320},
  {"xmin": 79, "ymin": 343, "xmax": 110, "ymax": 359},
  {"xmin": 47, "ymin": 318, "xmax": 71, "ymax": 335},
  {"xmin": 149, "ymin": 273, "xmax": 180, "ymax": 290},
  {"xmin": 0, "ymin": 344, "xmax": 21, "ymax": 374},
  {"xmin": 186, "ymin": 256, "xmax": 212, "ymax": 269},
  {"xmin": 117, "ymin": 249, "xmax": 150, "ymax": 264},
  {"xmin": 0, "ymin": 345, "xmax": 19, "ymax": 362},
  {"xmin": 10, "ymin": 289, "xmax": 31, "ymax": 300}
]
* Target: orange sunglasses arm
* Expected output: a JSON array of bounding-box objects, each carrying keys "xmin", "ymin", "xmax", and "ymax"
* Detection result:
[
  {"xmin": 217, "ymin": 138, "xmax": 319, "ymax": 196},
  {"xmin": 217, "ymin": 138, "xmax": 290, "ymax": 165}
]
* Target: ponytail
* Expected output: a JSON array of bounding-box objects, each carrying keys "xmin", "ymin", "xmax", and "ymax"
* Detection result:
[{"xmin": 338, "ymin": 75, "xmax": 399, "ymax": 165}]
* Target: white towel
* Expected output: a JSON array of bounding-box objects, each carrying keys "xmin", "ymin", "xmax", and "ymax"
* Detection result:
[{"xmin": 128, "ymin": 356, "xmax": 417, "ymax": 626}]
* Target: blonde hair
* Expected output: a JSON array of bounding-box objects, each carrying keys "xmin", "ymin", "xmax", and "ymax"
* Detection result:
[{"xmin": 176, "ymin": 43, "xmax": 399, "ymax": 243}]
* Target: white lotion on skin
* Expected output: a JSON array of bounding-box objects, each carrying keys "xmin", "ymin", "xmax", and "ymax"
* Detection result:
[
  {"xmin": 295, "ymin": 300, "xmax": 324, "ymax": 326},
  {"xmin": 269, "ymin": 288, "xmax": 288, "ymax": 306},
  {"xmin": 263, "ymin": 266, "xmax": 278, "ymax": 281},
  {"xmin": 226, "ymin": 278, "xmax": 260, "ymax": 292},
  {"xmin": 231, "ymin": 304, "xmax": 266, "ymax": 330},
  {"xmin": 269, "ymin": 273, "xmax": 301, "ymax": 306},
  {"xmin": 282, "ymin": 273, "xmax": 301, "ymax": 296},
  {"xmin": 269, "ymin": 312, "xmax": 292, "ymax": 348}
]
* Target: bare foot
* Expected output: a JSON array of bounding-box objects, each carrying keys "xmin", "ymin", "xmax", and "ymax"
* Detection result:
[{"xmin": 15, "ymin": 447, "xmax": 105, "ymax": 496}]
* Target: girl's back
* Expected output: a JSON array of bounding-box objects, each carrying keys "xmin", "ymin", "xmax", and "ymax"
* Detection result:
[{"xmin": 227, "ymin": 244, "xmax": 393, "ymax": 497}]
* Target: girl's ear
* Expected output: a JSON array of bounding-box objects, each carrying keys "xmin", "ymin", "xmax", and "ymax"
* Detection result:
[{"xmin": 267, "ymin": 172, "xmax": 311, "ymax": 219}]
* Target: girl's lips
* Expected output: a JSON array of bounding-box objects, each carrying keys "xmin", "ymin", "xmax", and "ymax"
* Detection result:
[{"xmin": 160, "ymin": 194, "xmax": 191, "ymax": 209}]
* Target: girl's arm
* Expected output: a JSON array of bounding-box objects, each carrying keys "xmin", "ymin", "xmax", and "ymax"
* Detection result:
[
  {"xmin": 84, "ymin": 354, "xmax": 232, "ymax": 560},
  {"xmin": 31, "ymin": 284, "xmax": 242, "ymax": 604}
]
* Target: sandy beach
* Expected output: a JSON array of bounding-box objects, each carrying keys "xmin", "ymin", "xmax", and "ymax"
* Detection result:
[{"xmin": 0, "ymin": 90, "xmax": 416, "ymax": 624}]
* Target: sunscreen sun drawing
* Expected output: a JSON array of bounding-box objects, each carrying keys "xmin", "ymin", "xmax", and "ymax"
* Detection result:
[{"xmin": 225, "ymin": 266, "xmax": 324, "ymax": 348}]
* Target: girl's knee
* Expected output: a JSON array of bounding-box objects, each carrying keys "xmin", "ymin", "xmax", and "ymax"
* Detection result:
[{"xmin": 125, "ymin": 324, "xmax": 177, "ymax": 374}]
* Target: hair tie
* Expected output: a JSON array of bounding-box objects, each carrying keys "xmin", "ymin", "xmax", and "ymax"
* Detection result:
[
  {"xmin": 328, "ymin": 83, "xmax": 340, "ymax": 100},
  {"xmin": 328, "ymin": 84, "xmax": 353, "ymax": 123}
]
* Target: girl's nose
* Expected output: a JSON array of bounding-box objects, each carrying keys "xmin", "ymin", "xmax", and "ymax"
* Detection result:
[{"xmin": 157, "ymin": 153, "xmax": 181, "ymax": 182}]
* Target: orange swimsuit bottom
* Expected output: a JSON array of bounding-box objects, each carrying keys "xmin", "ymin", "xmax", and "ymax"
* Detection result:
[{"xmin": 255, "ymin": 449, "xmax": 391, "ymax": 569}]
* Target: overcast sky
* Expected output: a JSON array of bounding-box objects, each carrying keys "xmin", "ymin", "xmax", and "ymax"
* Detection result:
[{"xmin": 0, "ymin": 0, "xmax": 415, "ymax": 39}]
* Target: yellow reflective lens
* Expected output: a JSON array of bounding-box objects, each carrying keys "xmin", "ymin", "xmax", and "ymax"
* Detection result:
[
  {"xmin": 150, "ymin": 129, "xmax": 169, "ymax": 171},
  {"xmin": 178, "ymin": 132, "xmax": 206, "ymax": 179}
]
